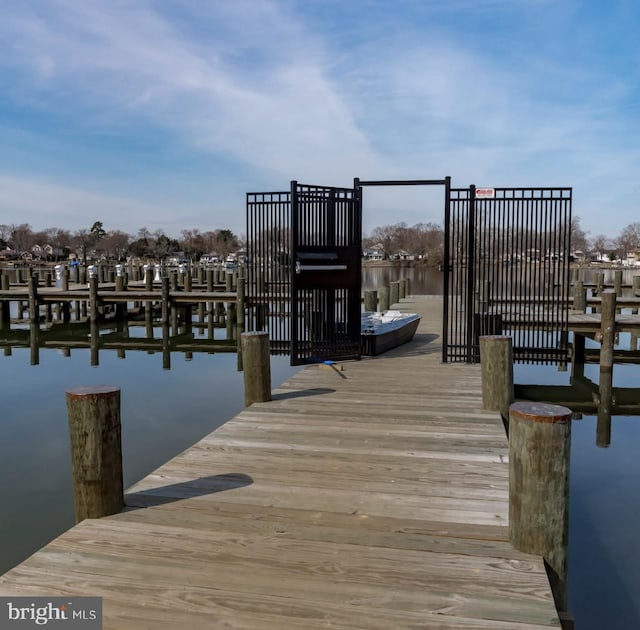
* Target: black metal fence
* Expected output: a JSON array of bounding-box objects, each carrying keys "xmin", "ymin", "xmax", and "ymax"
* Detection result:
[
  {"xmin": 245, "ymin": 190, "xmax": 292, "ymax": 354},
  {"xmin": 443, "ymin": 186, "xmax": 572, "ymax": 363}
]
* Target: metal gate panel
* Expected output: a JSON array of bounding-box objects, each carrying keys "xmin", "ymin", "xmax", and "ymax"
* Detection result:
[
  {"xmin": 444, "ymin": 186, "xmax": 572, "ymax": 363},
  {"xmin": 246, "ymin": 183, "xmax": 362, "ymax": 365},
  {"xmin": 291, "ymin": 182, "xmax": 362, "ymax": 365},
  {"xmin": 246, "ymin": 190, "xmax": 291, "ymax": 354}
]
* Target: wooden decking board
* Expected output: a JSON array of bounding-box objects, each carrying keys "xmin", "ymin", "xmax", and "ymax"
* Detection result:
[
  {"xmin": 0, "ymin": 295, "xmax": 561, "ymax": 629},
  {"xmin": 12, "ymin": 521, "xmax": 556, "ymax": 627},
  {"xmin": 121, "ymin": 462, "xmax": 509, "ymax": 500}
]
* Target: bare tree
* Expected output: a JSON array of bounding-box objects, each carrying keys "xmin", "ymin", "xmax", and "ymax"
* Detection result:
[
  {"xmin": 570, "ymin": 216, "xmax": 589, "ymax": 253},
  {"xmin": 616, "ymin": 222, "xmax": 640, "ymax": 256},
  {"xmin": 100, "ymin": 230, "xmax": 130, "ymax": 260},
  {"xmin": 365, "ymin": 222, "xmax": 443, "ymax": 263},
  {"xmin": 590, "ymin": 234, "xmax": 610, "ymax": 256},
  {"xmin": 9, "ymin": 224, "xmax": 35, "ymax": 252}
]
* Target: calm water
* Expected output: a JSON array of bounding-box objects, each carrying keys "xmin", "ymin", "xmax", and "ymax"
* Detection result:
[
  {"xmin": 1, "ymin": 264, "xmax": 638, "ymax": 628},
  {"xmin": 0, "ymin": 345, "xmax": 300, "ymax": 575}
]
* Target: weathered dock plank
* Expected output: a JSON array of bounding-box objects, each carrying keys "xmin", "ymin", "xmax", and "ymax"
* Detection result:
[{"xmin": 0, "ymin": 295, "xmax": 561, "ymax": 629}]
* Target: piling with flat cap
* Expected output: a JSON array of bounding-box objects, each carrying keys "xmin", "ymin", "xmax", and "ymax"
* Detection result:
[
  {"xmin": 479, "ymin": 335, "xmax": 514, "ymax": 420},
  {"xmin": 66, "ymin": 385, "xmax": 124, "ymax": 522},
  {"xmin": 509, "ymin": 401, "xmax": 571, "ymax": 611},
  {"xmin": 241, "ymin": 331, "xmax": 271, "ymax": 406}
]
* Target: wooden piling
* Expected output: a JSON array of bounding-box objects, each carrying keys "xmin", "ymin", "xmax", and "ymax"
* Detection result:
[
  {"xmin": 364, "ymin": 290, "xmax": 377, "ymax": 312},
  {"xmin": 241, "ymin": 331, "xmax": 271, "ymax": 406},
  {"xmin": 572, "ymin": 280, "xmax": 586, "ymax": 312},
  {"xmin": 600, "ymin": 290, "xmax": 616, "ymax": 372},
  {"xmin": 236, "ymin": 277, "xmax": 245, "ymax": 339},
  {"xmin": 399, "ymin": 278, "xmax": 407, "ymax": 300},
  {"xmin": 614, "ymin": 269, "xmax": 622, "ymax": 296},
  {"xmin": 594, "ymin": 272, "xmax": 604, "ymax": 297},
  {"xmin": 633, "ymin": 275, "xmax": 640, "ymax": 297},
  {"xmin": 28, "ymin": 275, "xmax": 39, "ymax": 325},
  {"xmin": 479, "ymin": 335, "xmax": 514, "ymax": 420},
  {"xmin": 144, "ymin": 267, "xmax": 154, "ymax": 290},
  {"xmin": 389, "ymin": 281, "xmax": 400, "ymax": 307},
  {"xmin": 509, "ymin": 401, "xmax": 571, "ymax": 612},
  {"xmin": 570, "ymin": 267, "xmax": 579, "ymax": 285},
  {"xmin": 378, "ymin": 286, "xmax": 390, "ymax": 312},
  {"xmin": 89, "ymin": 276, "xmax": 99, "ymax": 324},
  {"xmin": 65, "ymin": 385, "xmax": 123, "ymax": 522}
]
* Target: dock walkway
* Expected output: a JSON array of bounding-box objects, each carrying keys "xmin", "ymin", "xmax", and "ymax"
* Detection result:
[{"xmin": 0, "ymin": 295, "xmax": 561, "ymax": 629}]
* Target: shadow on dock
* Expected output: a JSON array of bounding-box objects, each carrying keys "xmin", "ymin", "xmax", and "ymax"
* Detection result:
[
  {"xmin": 271, "ymin": 387, "xmax": 336, "ymax": 400},
  {"xmin": 124, "ymin": 473, "xmax": 253, "ymax": 508}
]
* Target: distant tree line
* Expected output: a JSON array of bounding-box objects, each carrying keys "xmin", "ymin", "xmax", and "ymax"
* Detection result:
[
  {"xmin": 362, "ymin": 217, "xmax": 640, "ymax": 265},
  {"xmin": 571, "ymin": 217, "xmax": 640, "ymax": 262},
  {"xmin": 363, "ymin": 222, "xmax": 445, "ymax": 264},
  {"xmin": 2, "ymin": 216, "xmax": 639, "ymax": 265},
  {"xmin": 0, "ymin": 222, "xmax": 242, "ymax": 262}
]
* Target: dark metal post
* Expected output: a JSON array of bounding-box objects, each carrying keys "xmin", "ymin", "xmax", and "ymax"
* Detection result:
[
  {"xmin": 465, "ymin": 185, "xmax": 477, "ymax": 363},
  {"xmin": 442, "ymin": 176, "xmax": 451, "ymax": 362}
]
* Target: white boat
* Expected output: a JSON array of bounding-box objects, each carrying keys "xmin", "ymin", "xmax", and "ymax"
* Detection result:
[{"xmin": 361, "ymin": 310, "xmax": 421, "ymax": 356}]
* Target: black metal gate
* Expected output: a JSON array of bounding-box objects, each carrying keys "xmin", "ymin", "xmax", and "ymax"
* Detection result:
[
  {"xmin": 246, "ymin": 181, "xmax": 362, "ymax": 365},
  {"xmin": 291, "ymin": 182, "xmax": 362, "ymax": 365},
  {"xmin": 443, "ymin": 186, "xmax": 572, "ymax": 363}
]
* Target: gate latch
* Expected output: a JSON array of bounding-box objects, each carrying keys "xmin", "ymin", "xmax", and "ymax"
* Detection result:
[{"xmin": 295, "ymin": 252, "xmax": 347, "ymax": 274}]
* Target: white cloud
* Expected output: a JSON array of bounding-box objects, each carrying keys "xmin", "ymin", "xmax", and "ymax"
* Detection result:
[{"xmin": 0, "ymin": 0, "xmax": 639, "ymax": 237}]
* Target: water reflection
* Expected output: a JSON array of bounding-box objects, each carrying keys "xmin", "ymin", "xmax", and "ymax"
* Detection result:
[
  {"xmin": 362, "ymin": 264, "xmax": 443, "ymax": 294},
  {"xmin": 1, "ymin": 318, "xmax": 238, "ymax": 368}
]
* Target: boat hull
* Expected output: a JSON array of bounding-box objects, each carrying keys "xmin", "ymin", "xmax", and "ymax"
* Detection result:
[{"xmin": 361, "ymin": 313, "xmax": 421, "ymax": 356}]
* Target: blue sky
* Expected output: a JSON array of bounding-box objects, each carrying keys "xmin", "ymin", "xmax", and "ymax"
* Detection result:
[{"xmin": 0, "ymin": 0, "xmax": 638, "ymax": 239}]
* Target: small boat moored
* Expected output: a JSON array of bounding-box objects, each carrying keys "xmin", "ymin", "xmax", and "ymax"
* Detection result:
[{"xmin": 361, "ymin": 310, "xmax": 421, "ymax": 356}]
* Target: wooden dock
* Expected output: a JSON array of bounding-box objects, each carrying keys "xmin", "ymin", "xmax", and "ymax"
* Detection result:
[{"xmin": 0, "ymin": 295, "xmax": 561, "ymax": 629}]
